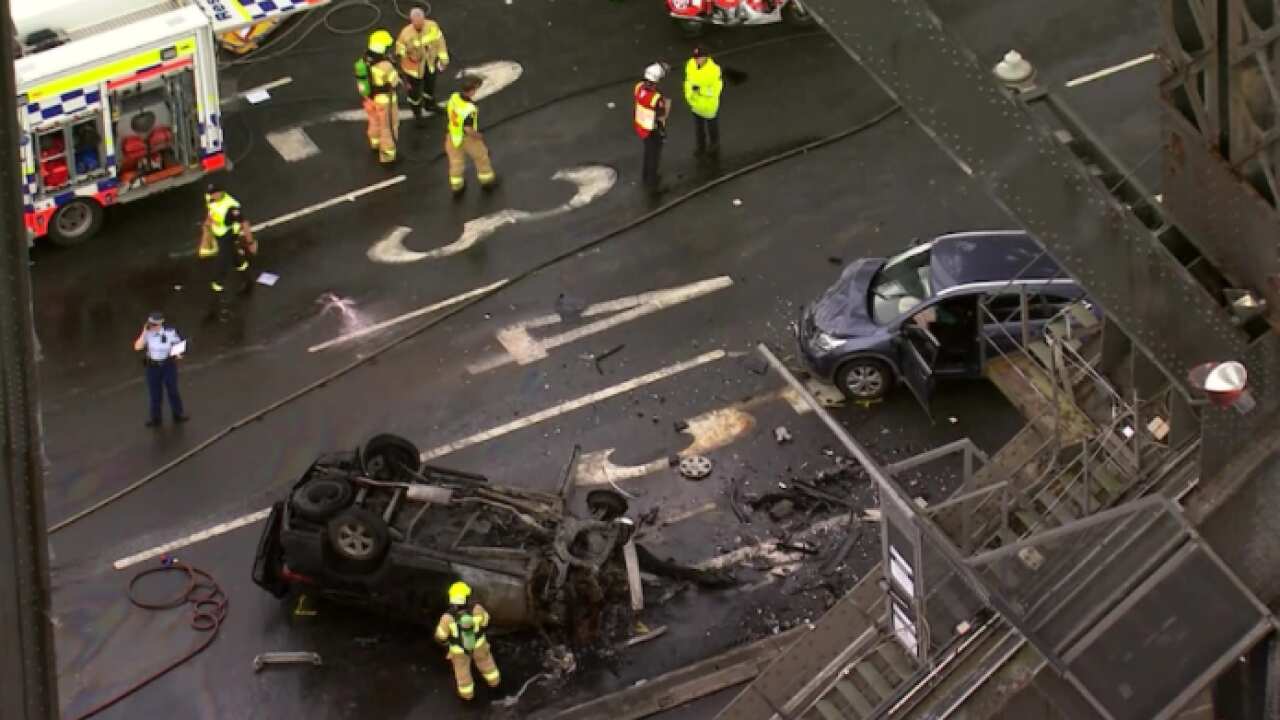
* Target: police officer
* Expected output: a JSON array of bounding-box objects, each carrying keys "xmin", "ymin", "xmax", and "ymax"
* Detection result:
[
  {"xmin": 433, "ymin": 581, "xmax": 501, "ymax": 700},
  {"xmin": 132, "ymin": 311, "xmax": 187, "ymax": 427}
]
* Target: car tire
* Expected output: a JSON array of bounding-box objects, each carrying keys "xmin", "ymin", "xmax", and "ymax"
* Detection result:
[
  {"xmin": 48, "ymin": 198, "xmax": 104, "ymax": 246},
  {"xmin": 290, "ymin": 477, "xmax": 355, "ymax": 523},
  {"xmin": 586, "ymin": 489, "xmax": 629, "ymax": 521},
  {"xmin": 362, "ymin": 433, "xmax": 422, "ymax": 481},
  {"xmin": 782, "ymin": 0, "xmax": 816, "ymax": 26},
  {"xmin": 326, "ymin": 508, "xmax": 390, "ymax": 573},
  {"xmin": 835, "ymin": 358, "xmax": 893, "ymax": 402}
]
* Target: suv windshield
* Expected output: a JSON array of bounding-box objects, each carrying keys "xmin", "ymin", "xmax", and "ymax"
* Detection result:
[{"xmin": 870, "ymin": 245, "xmax": 932, "ymax": 324}]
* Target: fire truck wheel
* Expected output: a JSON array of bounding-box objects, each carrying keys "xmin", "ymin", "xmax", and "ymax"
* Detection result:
[
  {"xmin": 783, "ymin": 0, "xmax": 815, "ymax": 25},
  {"xmin": 48, "ymin": 198, "xmax": 104, "ymax": 246}
]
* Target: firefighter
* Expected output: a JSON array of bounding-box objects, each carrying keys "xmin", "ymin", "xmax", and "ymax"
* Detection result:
[
  {"xmin": 396, "ymin": 8, "xmax": 449, "ymax": 124},
  {"xmin": 433, "ymin": 581, "xmax": 501, "ymax": 700},
  {"xmin": 444, "ymin": 76, "xmax": 499, "ymax": 194},
  {"xmin": 634, "ymin": 62, "xmax": 672, "ymax": 193},
  {"xmin": 357, "ymin": 30, "xmax": 401, "ymax": 164},
  {"xmin": 683, "ymin": 47, "xmax": 723, "ymax": 156}
]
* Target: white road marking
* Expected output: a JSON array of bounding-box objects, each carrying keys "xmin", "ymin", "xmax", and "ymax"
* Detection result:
[
  {"xmin": 112, "ymin": 508, "xmax": 272, "ymax": 570},
  {"xmin": 221, "ymin": 76, "xmax": 293, "ymax": 106},
  {"xmin": 1064, "ymin": 53, "xmax": 1156, "ymax": 88},
  {"xmin": 419, "ymin": 350, "xmax": 728, "ymax": 461},
  {"xmin": 467, "ymin": 275, "xmax": 734, "ymax": 374},
  {"xmin": 307, "ymin": 278, "xmax": 510, "ymax": 353},
  {"xmin": 698, "ymin": 514, "xmax": 852, "ymax": 570},
  {"xmin": 168, "ymin": 175, "xmax": 407, "ymax": 259},
  {"xmin": 324, "ymin": 107, "xmax": 428, "ymax": 123},
  {"xmin": 575, "ymin": 406, "xmax": 755, "ymax": 487},
  {"xmin": 367, "ymin": 165, "xmax": 617, "ymax": 264},
  {"xmin": 463, "ymin": 60, "xmax": 524, "ymax": 101},
  {"xmin": 255, "ymin": 176, "xmax": 406, "ymax": 232},
  {"xmin": 265, "ymin": 127, "xmax": 321, "ymax": 162}
]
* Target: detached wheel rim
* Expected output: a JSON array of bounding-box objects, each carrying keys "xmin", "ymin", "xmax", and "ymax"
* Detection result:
[
  {"xmin": 845, "ymin": 365, "xmax": 885, "ymax": 398},
  {"xmin": 337, "ymin": 522, "xmax": 374, "ymax": 558},
  {"xmin": 56, "ymin": 203, "xmax": 92, "ymax": 237}
]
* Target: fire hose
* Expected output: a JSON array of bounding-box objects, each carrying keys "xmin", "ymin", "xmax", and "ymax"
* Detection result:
[{"xmin": 68, "ymin": 561, "xmax": 227, "ymax": 720}]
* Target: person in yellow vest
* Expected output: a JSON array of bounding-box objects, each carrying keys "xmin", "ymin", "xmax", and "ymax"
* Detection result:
[
  {"xmin": 396, "ymin": 8, "xmax": 449, "ymax": 124},
  {"xmin": 683, "ymin": 47, "xmax": 723, "ymax": 157},
  {"xmin": 445, "ymin": 76, "xmax": 499, "ymax": 195},
  {"xmin": 199, "ymin": 183, "xmax": 238, "ymax": 261},
  {"xmin": 365, "ymin": 30, "xmax": 402, "ymax": 164},
  {"xmin": 433, "ymin": 581, "xmax": 501, "ymax": 700}
]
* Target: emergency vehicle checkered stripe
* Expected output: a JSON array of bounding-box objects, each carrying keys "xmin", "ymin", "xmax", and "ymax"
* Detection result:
[
  {"xmin": 26, "ymin": 88, "xmax": 102, "ymax": 122},
  {"xmin": 240, "ymin": 0, "xmax": 316, "ymax": 20}
]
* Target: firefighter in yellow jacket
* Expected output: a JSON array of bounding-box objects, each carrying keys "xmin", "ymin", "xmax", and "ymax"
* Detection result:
[
  {"xmin": 444, "ymin": 76, "xmax": 499, "ymax": 194},
  {"xmin": 434, "ymin": 581, "xmax": 501, "ymax": 700},
  {"xmin": 396, "ymin": 8, "xmax": 449, "ymax": 123},
  {"xmin": 357, "ymin": 30, "xmax": 401, "ymax": 164}
]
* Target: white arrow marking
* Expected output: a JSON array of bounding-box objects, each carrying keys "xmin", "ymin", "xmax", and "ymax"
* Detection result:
[
  {"xmin": 366, "ymin": 165, "xmax": 617, "ymax": 264},
  {"xmin": 463, "ymin": 60, "xmax": 524, "ymax": 101},
  {"xmin": 467, "ymin": 275, "xmax": 733, "ymax": 374}
]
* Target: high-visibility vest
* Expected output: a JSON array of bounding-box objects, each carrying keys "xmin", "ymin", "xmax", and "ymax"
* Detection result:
[
  {"xmin": 446, "ymin": 93, "xmax": 478, "ymax": 147},
  {"xmin": 370, "ymin": 60, "xmax": 399, "ymax": 103},
  {"xmin": 396, "ymin": 21, "xmax": 448, "ymax": 77},
  {"xmin": 683, "ymin": 57, "xmax": 723, "ymax": 119},
  {"xmin": 206, "ymin": 194, "xmax": 240, "ymax": 236},
  {"xmin": 634, "ymin": 82, "xmax": 663, "ymax": 138}
]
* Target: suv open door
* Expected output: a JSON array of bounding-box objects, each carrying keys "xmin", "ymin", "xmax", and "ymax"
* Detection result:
[{"xmin": 896, "ymin": 323, "xmax": 940, "ymax": 418}]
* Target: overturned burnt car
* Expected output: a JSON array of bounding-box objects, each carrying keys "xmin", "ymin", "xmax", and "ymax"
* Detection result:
[{"xmin": 252, "ymin": 434, "xmax": 635, "ymax": 631}]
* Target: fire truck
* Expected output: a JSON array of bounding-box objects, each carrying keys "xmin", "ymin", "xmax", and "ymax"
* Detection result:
[{"xmin": 11, "ymin": 0, "xmax": 327, "ymax": 246}]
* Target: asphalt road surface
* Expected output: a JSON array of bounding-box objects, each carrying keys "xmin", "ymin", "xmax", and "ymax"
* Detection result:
[{"xmin": 31, "ymin": 0, "xmax": 1160, "ymax": 717}]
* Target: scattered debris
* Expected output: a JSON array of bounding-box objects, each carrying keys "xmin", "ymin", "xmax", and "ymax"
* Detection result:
[
  {"xmin": 820, "ymin": 513, "xmax": 862, "ymax": 575},
  {"xmin": 678, "ymin": 455, "xmax": 714, "ymax": 480},
  {"xmin": 862, "ymin": 508, "xmax": 882, "ymax": 522},
  {"xmin": 622, "ymin": 624, "xmax": 668, "ymax": 648},
  {"xmin": 493, "ymin": 645, "xmax": 576, "ymax": 710},
  {"xmin": 827, "ymin": 256, "xmax": 843, "ymax": 265},
  {"xmin": 774, "ymin": 426, "xmax": 793, "ymax": 444},
  {"xmin": 661, "ymin": 501, "xmax": 717, "ymax": 526},
  {"xmin": 776, "ymin": 541, "xmax": 819, "ymax": 556},
  {"xmin": 948, "ymin": 416, "xmax": 958, "ymax": 424},
  {"xmin": 579, "ymin": 344, "xmax": 625, "ymax": 374},
  {"xmin": 252, "ymin": 651, "xmax": 322, "ymax": 672},
  {"xmin": 732, "ymin": 198, "xmax": 743, "ymax": 207},
  {"xmin": 729, "ymin": 482, "xmax": 752, "ymax": 524},
  {"xmin": 768, "ymin": 499, "xmax": 795, "ymax": 521},
  {"xmin": 623, "ymin": 540, "xmax": 644, "ymax": 612},
  {"xmin": 636, "ymin": 544, "xmax": 737, "ymax": 589}
]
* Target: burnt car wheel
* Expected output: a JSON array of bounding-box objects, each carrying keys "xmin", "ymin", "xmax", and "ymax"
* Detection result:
[
  {"xmin": 362, "ymin": 433, "xmax": 422, "ymax": 481},
  {"xmin": 586, "ymin": 489, "xmax": 629, "ymax": 521},
  {"xmin": 835, "ymin": 358, "xmax": 893, "ymax": 401},
  {"xmin": 290, "ymin": 477, "xmax": 355, "ymax": 523},
  {"xmin": 326, "ymin": 508, "xmax": 390, "ymax": 573}
]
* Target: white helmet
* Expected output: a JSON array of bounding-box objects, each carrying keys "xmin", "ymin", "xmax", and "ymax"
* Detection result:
[{"xmin": 643, "ymin": 63, "xmax": 666, "ymax": 82}]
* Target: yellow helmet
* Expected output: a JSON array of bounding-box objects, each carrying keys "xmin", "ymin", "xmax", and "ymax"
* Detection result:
[
  {"xmin": 447, "ymin": 581, "xmax": 471, "ymax": 605},
  {"xmin": 368, "ymin": 30, "xmax": 393, "ymax": 53}
]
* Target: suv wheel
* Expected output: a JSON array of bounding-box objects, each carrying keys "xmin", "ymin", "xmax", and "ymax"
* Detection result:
[
  {"xmin": 835, "ymin": 358, "xmax": 892, "ymax": 401},
  {"xmin": 326, "ymin": 508, "xmax": 390, "ymax": 573},
  {"xmin": 290, "ymin": 477, "xmax": 354, "ymax": 523},
  {"xmin": 362, "ymin": 434, "xmax": 422, "ymax": 481}
]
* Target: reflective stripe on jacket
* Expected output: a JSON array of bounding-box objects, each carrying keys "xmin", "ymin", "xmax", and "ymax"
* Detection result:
[
  {"xmin": 207, "ymin": 194, "xmax": 240, "ymax": 236},
  {"xmin": 370, "ymin": 60, "xmax": 399, "ymax": 103},
  {"xmin": 634, "ymin": 82, "xmax": 662, "ymax": 138},
  {"xmin": 396, "ymin": 21, "xmax": 448, "ymax": 77},
  {"xmin": 446, "ymin": 93, "xmax": 478, "ymax": 147},
  {"xmin": 683, "ymin": 57, "xmax": 723, "ymax": 118}
]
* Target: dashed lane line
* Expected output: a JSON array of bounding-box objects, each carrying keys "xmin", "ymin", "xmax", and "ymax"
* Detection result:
[
  {"xmin": 110, "ymin": 349, "xmax": 727, "ymax": 569},
  {"xmin": 1064, "ymin": 53, "xmax": 1156, "ymax": 88},
  {"xmin": 307, "ymin": 278, "xmax": 511, "ymax": 353}
]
